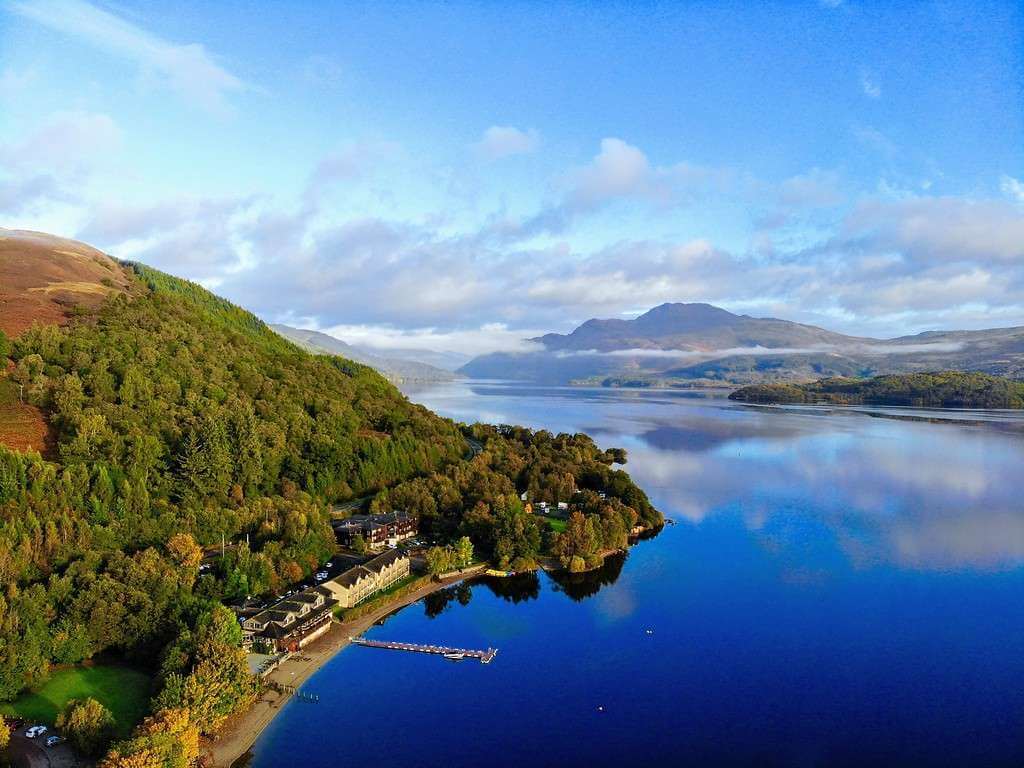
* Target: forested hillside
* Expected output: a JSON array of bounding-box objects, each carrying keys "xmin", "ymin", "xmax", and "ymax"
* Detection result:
[
  {"xmin": 729, "ymin": 372, "xmax": 1024, "ymax": 409},
  {"xmin": 0, "ymin": 237, "xmax": 659, "ymax": 765},
  {"xmin": 0, "ymin": 257, "xmax": 470, "ymax": 762}
]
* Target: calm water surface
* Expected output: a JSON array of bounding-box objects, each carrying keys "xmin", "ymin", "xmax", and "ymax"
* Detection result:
[{"xmin": 246, "ymin": 383, "xmax": 1024, "ymax": 767}]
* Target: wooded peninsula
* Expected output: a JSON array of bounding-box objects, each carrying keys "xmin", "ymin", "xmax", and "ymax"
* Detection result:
[{"xmin": 729, "ymin": 371, "xmax": 1024, "ymax": 409}]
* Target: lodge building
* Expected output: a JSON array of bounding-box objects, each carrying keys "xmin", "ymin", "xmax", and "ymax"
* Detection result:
[
  {"xmin": 241, "ymin": 586, "xmax": 337, "ymax": 653},
  {"xmin": 319, "ymin": 549, "xmax": 410, "ymax": 608},
  {"xmin": 238, "ymin": 550, "xmax": 411, "ymax": 652},
  {"xmin": 333, "ymin": 510, "xmax": 417, "ymax": 549}
]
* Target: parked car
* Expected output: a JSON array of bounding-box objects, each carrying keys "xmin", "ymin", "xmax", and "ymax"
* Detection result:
[
  {"xmin": 25, "ymin": 724, "xmax": 47, "ymax": 738},
  {"xmin": 5, "ymin": 716, "xmax": 25, "ymax": 729},
  {"xmin": 45, "ymin": 735, "xmax": 65, "ymax": 747}
]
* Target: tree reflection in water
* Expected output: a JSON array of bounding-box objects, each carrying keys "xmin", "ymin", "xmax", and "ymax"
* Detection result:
[
  {"xmin": 548, "ymin": 551, "xmax": 627, "ymax": 602},
  {"xmin": 479, "ymin": 572, "xmax": 541, "ymax": 603},
  {"xmin": 423, "ymin": 581, "xmax": 474, "ymax": 618},
  {"xmin": 422, "ymin": 557, "xmax": 633, "ymax": 619}
]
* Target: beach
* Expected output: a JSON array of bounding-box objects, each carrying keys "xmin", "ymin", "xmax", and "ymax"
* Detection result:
[{"xmin": 205, "ymin": 565, "xmax": 487, "ymax": 768}]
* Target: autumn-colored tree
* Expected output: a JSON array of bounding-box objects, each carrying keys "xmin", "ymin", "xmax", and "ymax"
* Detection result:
[
  {"xmin": 154, "ymin": 606, "xmax": 257, "ymax": 735},
  {"xmin": 100, "ymin": 708, "xmax": 198, "ymax": 768},
  {"xmin": 167, "ymin": 533, "xmax": 203, "ymax": 574}
]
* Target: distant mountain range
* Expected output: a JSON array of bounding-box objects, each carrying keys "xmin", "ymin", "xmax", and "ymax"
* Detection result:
[
  {"xmin": 271, "ymin": 325, "xmax": 460, "ymax": 383},
  {"xmin": 460, "ymin": 303, "xmax": 1024, "ymax": 386}
]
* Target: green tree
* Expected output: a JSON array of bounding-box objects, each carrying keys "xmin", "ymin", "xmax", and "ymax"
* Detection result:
[
  {"xmin": 56, "ymin": 697, "xmax": 117, "ymax": 757},
  {"xmin": 454, "ymin": 536, "xmax": 474, "ymax": 568},
  {"xmin": 425, "ymin": 546, "xmax": 453, "ymax": 575}
]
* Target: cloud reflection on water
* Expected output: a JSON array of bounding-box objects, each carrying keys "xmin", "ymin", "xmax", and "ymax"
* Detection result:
[{"xmin": 627, "ymin": 406, "xmax": 1024, "ymax": 572}]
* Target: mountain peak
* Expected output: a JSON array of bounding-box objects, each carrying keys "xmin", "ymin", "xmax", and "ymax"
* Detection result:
[{"xmin": 633, "ymin": 302, "xmax": 739, "ymax": 332}]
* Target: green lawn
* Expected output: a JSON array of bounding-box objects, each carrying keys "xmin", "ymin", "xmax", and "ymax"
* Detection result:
[
  {"xmin": 0, "ymin": 665, "xmax": 152, "ymax": 737},
  {"xmin": 543, "ymin": 516, "xmax": 567, "ymax": 534}
]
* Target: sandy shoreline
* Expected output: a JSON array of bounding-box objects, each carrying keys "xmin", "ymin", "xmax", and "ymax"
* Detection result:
[{"xmin": 204, "ymin": 565, "xmax": 487, "ymax": 768}]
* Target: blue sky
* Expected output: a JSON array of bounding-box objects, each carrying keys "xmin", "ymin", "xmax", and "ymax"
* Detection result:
[{"xmin": 1, "ymin": 0, "xmax": 1022, "ymax": 354}]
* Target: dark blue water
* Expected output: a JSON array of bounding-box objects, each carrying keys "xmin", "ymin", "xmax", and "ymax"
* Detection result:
[{"xmin": 245, "ymin": 383, "xmax": 1024, "ymax": 767}]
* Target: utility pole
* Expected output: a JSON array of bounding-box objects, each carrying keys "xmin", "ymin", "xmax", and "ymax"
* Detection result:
[{"xmin": 221, "ymin": 532, "xmax": 225, "ymax": 559}]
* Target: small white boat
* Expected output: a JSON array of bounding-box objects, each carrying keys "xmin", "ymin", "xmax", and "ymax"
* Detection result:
[{"xmin": 443, "ymin": 652, "xmax": 466, "ymax": 661}]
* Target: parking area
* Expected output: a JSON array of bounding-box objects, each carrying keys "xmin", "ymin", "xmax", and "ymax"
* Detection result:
[{"xmin": 6, "ymin": 725, "xmax": 84, "ymax": 768}]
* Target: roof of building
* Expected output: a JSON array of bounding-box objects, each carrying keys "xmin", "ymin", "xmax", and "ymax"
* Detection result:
[
  {"xmin": 330, "ymin": 565, "xmax": 374, "ymax": 589},
  {"xmin": 247, "ymin": 610, "xmax": 273, "ymax": 625},
  {"xmin": 333, "ymin": 519, "xmax": 363, "ymax": 530},
  {"xmin": 363, "ymin": 548, "xmax": 407, "ymax": 574},
  {"xmin": 260, "ymin": 600, "xmax": 337, "ymax": 639}
]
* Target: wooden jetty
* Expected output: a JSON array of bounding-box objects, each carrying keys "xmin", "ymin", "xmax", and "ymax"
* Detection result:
[{"xmin": 350, "ymin": 637, "xmax": 498, "ymax": 664}]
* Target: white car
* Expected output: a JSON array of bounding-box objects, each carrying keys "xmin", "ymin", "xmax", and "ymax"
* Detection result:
[{"xmin": 25, "ymin": 725, "xmax": 47, "ymax": 738}]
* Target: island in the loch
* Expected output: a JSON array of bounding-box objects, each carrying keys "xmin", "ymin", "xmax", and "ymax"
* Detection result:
[
  {"xmin": 728, "ymin": 371, "xmax": 1024, "ymax": 409},
  {"xmin": 0, "ymin": 231, "xmax": 660, "ymax": 768}
]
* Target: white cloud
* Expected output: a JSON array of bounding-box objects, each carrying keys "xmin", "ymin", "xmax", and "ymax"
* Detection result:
[
  {"xmin": 859, "ymin": 68, "xmax": 881, "ymax": 99},
  {"xmin": 0, "ymin": 174, "xmax": 70, "ymax": 215},
  {"xmin": 840, "ymin": 196, "xmax": 1024, "ymax": 264},
  {"xmin": 1, "ymin": 111, "xmax": 121, "ymax": 172},
  {"xmin": 303, "ymin": 140, "xmax": 401, "ymax": 207},
  {"xmin": 570, "ymin": 138, "xmax": 653, "ymax": 207},
  {"xmin": 0, "ymin": 110, "xmax": 121, "ymax": 218},
  {"xmin": 473, "ymin": 126, "xmax": 540, "ymax": 161},
  {"xmin": 321, "ymin": 322, "xmax": 544, "ymax": 356},
  {"xmin": 776, "ymin": 168, "xmax": 844, "ymax": 208},
  {"xmin": 78, "ymin": 195, "xmax": 256, "ymax": 281},
  {"xmin": 46, "ymin": 134, "xmax": 1024, "ymax": 355},
  {"xmin": 10, "ymin": 0, "xmax": 248, "ymax": 114},
  {"xmin": 1000, "ymin": 175, "xmax": 1024, "ymax": 204}
]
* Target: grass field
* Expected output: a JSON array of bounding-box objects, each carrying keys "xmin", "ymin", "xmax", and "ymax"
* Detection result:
[
  {"xmin": 0, "ymin": 665, "xmax": 152, "ymax": 737},
  {"xmin": 542, "ymin": 516, "xmax": 567, "ymax": 534}
]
